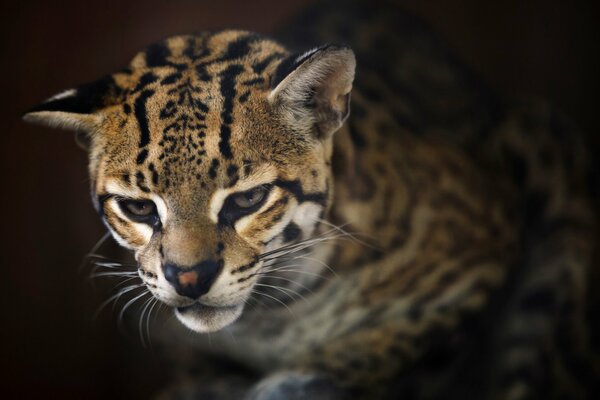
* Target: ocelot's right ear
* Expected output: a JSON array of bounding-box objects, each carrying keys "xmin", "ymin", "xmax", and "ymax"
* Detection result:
[{"xmin": 22, "ymin": 75, "xmax": 122, "ymax": 150}]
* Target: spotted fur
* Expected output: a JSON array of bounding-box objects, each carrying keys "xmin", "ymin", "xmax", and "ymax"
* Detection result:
[{"xmin": 24, "ymin": 1, "xmax": 598, "ymax": 399}]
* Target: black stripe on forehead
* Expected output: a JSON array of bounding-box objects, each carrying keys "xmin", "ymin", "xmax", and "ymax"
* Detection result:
[
  {"xmin": 136, "ymin": 171, "xmax": 151, "ymax": 193},
  {"xmin": 135, "ymin": 89, "xmax": 155, "ymax": 149},
  {"xmin": 217, "ymin": 33, "xmax": 262, "ymax": 63},
  {"xmin": 145, "ymin": 41, "xmax": 171, "ymax": 67},
  {"xmin": 252, "ymin": 52, "xmax": 286, "ymax": 74},
  {"xmin": 218, "ymin": 64, "xmax": 244, "ymax": 159}
]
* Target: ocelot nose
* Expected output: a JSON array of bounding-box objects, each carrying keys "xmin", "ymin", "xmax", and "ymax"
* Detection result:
[{"xmin": 162, "ymin": 260, "xmax": 222, "ymax": 299}]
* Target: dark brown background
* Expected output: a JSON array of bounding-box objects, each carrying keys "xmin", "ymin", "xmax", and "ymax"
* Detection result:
[{"xmin": 1, "ymin": 0, "xmax": 598, "ymax": 398}]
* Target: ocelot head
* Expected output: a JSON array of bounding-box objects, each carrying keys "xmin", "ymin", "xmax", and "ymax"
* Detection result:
[{"xmin": 23, "ymin": 31, "xmax": 355, "ymax": 332}]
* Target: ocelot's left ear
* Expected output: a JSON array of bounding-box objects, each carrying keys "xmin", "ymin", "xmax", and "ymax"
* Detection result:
[
  {"xmin": 22, "ymin": 75, "xmax": 121, "ymax": 149},
  {"xmin": 269, "ymin": 45, "xmax": 356, "ymax": 139}
]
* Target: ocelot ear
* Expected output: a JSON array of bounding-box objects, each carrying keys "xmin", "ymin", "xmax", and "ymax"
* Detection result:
[
  {"xmin": 22, "ymin": 75, "xmax": 121, "ymax": 149},
  {"xmin": 269, "ymin": 44, "xmax": 356, "ymax": 139}
]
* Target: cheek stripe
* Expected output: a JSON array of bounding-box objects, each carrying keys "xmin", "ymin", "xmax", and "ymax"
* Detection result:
[
  {"xmin": 231, "ymin": 259, "xmax": 258, "ymax": 275},
  {"xmin": 274, "ymin": 178, "xmax": 327, "ymax": 205}
]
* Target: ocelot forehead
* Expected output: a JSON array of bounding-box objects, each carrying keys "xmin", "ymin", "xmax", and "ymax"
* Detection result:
[{"xmin": 95, "ymin": 31, "xmax": 312, "ymax": 207}]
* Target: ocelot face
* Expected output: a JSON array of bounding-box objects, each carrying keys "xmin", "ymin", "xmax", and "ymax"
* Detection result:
[{"xmin": 23, "ymin": 31, "xmax": 355, "ymax": 332}]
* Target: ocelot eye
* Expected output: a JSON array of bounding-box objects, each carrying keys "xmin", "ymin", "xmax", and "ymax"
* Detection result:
[
  {"xmin": 231, "ymin": 186, "xmax": 268, "ymax": 209},
  {"xmin": 218, "ymin": 185, "xmax": 272, "ymax": 226},
  {"xmin": 116, "ymin": 198, "xmax": 159, "ymax": 225}
]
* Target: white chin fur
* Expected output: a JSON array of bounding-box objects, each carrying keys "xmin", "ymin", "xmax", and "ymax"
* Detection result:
[{"xmin": 174, "ymin": 303, "xmax": 244, "ymax": 333}]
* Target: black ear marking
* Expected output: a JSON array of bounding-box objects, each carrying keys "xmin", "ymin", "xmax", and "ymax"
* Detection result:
[
  {"xmin": 22, "ymin": 75, "xmax": 121, "ymax": 133},
  {"xmin": 269, "ymin": 44, "xmax": 356, "ymax": 139}
]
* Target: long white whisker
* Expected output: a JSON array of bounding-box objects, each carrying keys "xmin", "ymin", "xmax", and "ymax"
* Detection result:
[
  {"xmin": 145, "ymin": 298, "xmax": 160, "ymax": 349},
  {"xmin": 255, "ymin": 274, "xmax": 317, "ymax": 294},
  {"xmin": 93, "ymin": 261, "xmax": 137, "ymax": 268},
  {"xmin": 254, "ymin": 282, "xmax": 304, "ymax": 303},
  {"xmin": 138, "ymin": 296, "xmax": 154, "ymax": 347},
  {"xmin": 79, "ymin": 232, "xmax": 112, "ymax": 272},
  {"xmin": 259, "ymin": 234, "xmax": 351, "ymax": 262},
  {"xmin": 316, "ymin": 218, "xmax": 372, "ymax": 243},
  {"xmin": 93, "ymin": 284, "xmax": 144, "ymax": 320},
  {"xmin": 118, "ymin": 291, "xmax": 150, "ymax": 325},
  {"xmin": 291, "ymin": 255, "xmax": 338, "ymax": 277},
  {"xmin": 251, "ymin": 289, "xmax": 294, "ymax": 316},
  {"xmin": 91, "ymin": 271, "xmax": 139, "ymax": 279},
  {"xmin": 258, "ymin": 228, "xmax": 343, "ymax": 259},
  {"xmin": 259, "ymin": 268, "xmax": 332, "ymax": 282},
  {"xmin": 113, "ymin": 276, "xmax": 141, "ymax": 290}
]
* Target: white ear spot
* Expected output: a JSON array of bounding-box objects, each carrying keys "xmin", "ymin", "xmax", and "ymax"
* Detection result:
[
  {"xmin": 294, "ymin": 47, "xmax": 320, "ymax": 64},
  {"xmin": 47, "ymin": 88, "xmax": 77, "ymax": 101}
]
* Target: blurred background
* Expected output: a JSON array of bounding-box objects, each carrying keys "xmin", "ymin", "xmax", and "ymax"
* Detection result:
[{"xmin": 1, "ymin": 0, "xmax": 598, "ymax": 398}]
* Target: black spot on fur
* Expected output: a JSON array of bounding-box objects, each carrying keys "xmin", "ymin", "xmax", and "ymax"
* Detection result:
[
  {"xmin": 252, "ymin": 52, "xmax": 285, "ymax": 74},
  {"xmin": 136, "ymin": 149, "xmax": 148, "ymax": 164},
  {"xmin": 243, "ymin": 161, "xmax": 252, "ymax": 176},
  {"xmin": 133, "ymin": 72, "xmax": 158, "ymax": 92},
  {"xmin": 135, "ymin": 171, "xmax": 151, "ymax": 193},
  {"xmin": 238, "ymin": 91, "xmax": 250, "ymax": 103},
  {"xmin": 242, "ymin": 77, "xmax": 264, "ymax": 86},
  {"xmin": 282, "ymin": 222, "xmax": 301, "ymax": 243},
  {"xmin": 209, "ymin": 158, "xmax": 220, "ymax": 180},
  {"xmin": 145, "ymin": 42, "xmax": 171, "ymax": 67},
  {"xmin": 149, "ymin": 163, "xmax": 159, "ymax": 185},
  {"xmin": 218, "ymin": 34, "xmax": 261, "ymax": 62}
]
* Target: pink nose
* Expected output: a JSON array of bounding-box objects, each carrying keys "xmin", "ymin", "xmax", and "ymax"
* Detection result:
[{"xmin": 162, "ymin": 260, "xmax": 222, "ymax": 299}]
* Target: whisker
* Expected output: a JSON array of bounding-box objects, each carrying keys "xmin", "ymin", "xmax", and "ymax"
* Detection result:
[
  {"xmin": 258, "ymin": 228, "xmax": 343, "ymax": 259},
  {"xmin": 250, "ymin": 289, "xmax": 295, "ymax": 316},
  {"xmin": 79, "ymin": 232, "xmax": 112, "ymax": 272},
  {"xmin": 118, "ymin": 291, "xmax": 151, "ymax": 326},
  {"xmin": 254, "ymin": 282, "xmax": 304, "ymax": 303},
  {"xmin": 290, "ymin": 255, "xmax": 338, "ymax": 277},
  {"xmin": 254, "ymin": 274, "xmax": 317, "ymax": 294},
  {"xmin": 92, "ymin": 261, "xmax": 137, "ymax": 268},
  {"xmin": 113, "ymin": 276, "xmax": 141, "ymax": 290},
  {"xmin": 259, "ymin": 234, "xmax": 352, "ymax": 262},
  {"xmin": 90, "ymin": 271, "xmax": 139, "ymax": 279},
  {"xmin": 259, "ymin": 267, "xmax": 332, "ymax": 282},
  {"xmin": 138, "ymin": 296, "xmax": 154, "ymax": 347},
  {"xmin": 316, "ymin": 218, "xmax": 378, "ymax": 248},
  {"xmin": 93, "ymin": 284, "xmax": 144, "ymax": 320},
  {"xmin": 245, "ymin": 294, "xmax": 271, "ymax": 311},
  {"xmin": 145, "ymin": 298, "xmax": 160, "ymax": 349}
]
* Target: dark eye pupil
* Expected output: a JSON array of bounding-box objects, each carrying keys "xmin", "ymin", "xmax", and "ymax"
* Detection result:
[
  {"xmin": 233, "ymin": 187, "xmax": 266, "ymax": 208},
  {"xmin": 117, "ymin": 199, "xmax": 157, "ymax": 223},
  {"xmin": 246, "ymin": 192, "xmax": 258, "ymax": 202},
  {"xmin": 128, "ymin": 201, "xmax": 152, "ymax": 215}
]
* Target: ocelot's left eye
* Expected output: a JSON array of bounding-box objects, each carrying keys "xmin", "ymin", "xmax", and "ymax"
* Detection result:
[
  {"xmin": 116, "ymin": 198, "xmax": 159, "ymax": 225},
  {"xmin": 231, "ymin": 186, "xmax": 269, "ymax": 209},
  {"xmin": 219, "ymin": 185, "xmax": 272, "ymax": 226}
]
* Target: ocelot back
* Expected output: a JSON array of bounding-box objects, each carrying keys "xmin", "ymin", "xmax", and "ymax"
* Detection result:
[{"xmin": 23, "ymin": 0, "xmax": 599, "ymax": 399}]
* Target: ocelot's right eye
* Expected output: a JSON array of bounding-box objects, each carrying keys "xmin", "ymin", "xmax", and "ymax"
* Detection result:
[{"xmin": 116, "ymin": 198, "xmax": 159, "ymax": 226}]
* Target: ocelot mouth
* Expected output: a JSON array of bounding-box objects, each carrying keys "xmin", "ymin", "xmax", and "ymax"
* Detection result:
[{"xmin": 175, "ymin": 302, "xmax": 244, "ymax": 333}]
